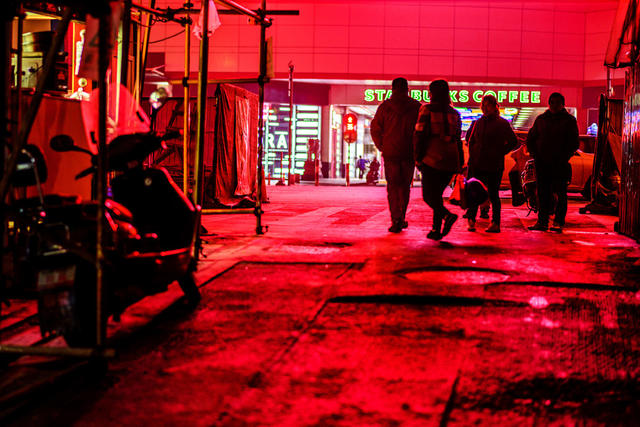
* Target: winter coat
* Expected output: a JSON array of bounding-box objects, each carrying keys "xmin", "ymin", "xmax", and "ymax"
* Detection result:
[
  {"xmin": 526, "ymin": 109, "xmax": 579, "ymax": 169},
  {"xmin": 466, "ymin": 114, "xmax": 518, "ymax": 173},
  {"xmin": 413, "ymin": 103, "xmax": 463, "ymax": 173},
  {"xmin": 370, "ymin": 94, "xmax": 421, "ymax": 161}
]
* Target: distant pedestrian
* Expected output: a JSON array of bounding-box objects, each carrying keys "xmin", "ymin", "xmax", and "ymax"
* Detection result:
[
  {"xmin": 526, "ymin": 92, "xmax": 579, "ymax": 232},
  {"xmin": 465, "ymin": 95, "xmax": 518, "ymax": 233},
  {"xmin": 356, "ymin": 156, "xmax": 368, "ymax": 179},
  {"xmin": 371, "ymin": 77, "xmax": 421, "ymax": 233},
  {"xmin": 414, "ymin": 79, "xmax": 463, "ymax": 240}
]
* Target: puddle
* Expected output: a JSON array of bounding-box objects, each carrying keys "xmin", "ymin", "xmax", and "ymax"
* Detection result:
[
  {"xmin": 400, "ymin": 267, "xmax": 510, "ymax": 285},
  {"xmin": 280, "ymin": 242, "xmax": 352, "ymax": 255}
]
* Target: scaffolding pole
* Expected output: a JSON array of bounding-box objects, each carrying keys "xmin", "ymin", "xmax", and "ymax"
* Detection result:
[
  {"xmin": 192, "ymin": 0, "xmax": 210, "ymax": 259},
  {"xmin": 183, "ymin": 2, "xmax": 192, "ymax": 194}
]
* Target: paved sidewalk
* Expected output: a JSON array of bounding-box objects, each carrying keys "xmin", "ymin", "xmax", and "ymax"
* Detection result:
[{"xmin": 7, "ymin": 186, "xmax": 640, "ymax": 426}]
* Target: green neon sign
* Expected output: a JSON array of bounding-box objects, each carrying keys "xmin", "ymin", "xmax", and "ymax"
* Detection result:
[{"xmin": 364, "ymin": 88, "xmax": 542, "ymax": 105}]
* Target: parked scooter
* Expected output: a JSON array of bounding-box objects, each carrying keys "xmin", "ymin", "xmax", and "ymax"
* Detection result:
[
  {"xmin": 366, "ymin": 158, "xmax": 380, "ymax": 185},
  {"xmin": 6, "ymin": 131, "xmax": 201, "ymax": 347}
]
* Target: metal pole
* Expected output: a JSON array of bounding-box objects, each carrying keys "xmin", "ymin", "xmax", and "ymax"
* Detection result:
[
  {"xmin": 138, "ymin": 0, "xmax": 156, "ymax": 101},
  {"xmin": 345, "ymin": 143, "xmax": 350, "ymax": 187},
  {"xmin": 95, "ymin": 12, "xmax": 110, "ymax": 349},
  {"xmin": 15, "ymin": 5, "xmax": 24, "ymax": 144},
  {"xmin": 287, "ymin": 61, "xmax": 293, "ymax": 185},
  {"xmin": 120, "ymin": 0, "xmax": 132, "ymax": 88},
  {"xmin": 255, "ymin": 0, "xmax": 268, "ymax": 235},
  {"xmin": 193, "ymin": 0, "xmax": 210, "ymax": 259},
  {"xmin": 183, "ymin": 2, "xmax": 192, "ymax": 195},
  {"xmin": 1, "ymin": 2, "xmax": 15, "ymax": 311}
]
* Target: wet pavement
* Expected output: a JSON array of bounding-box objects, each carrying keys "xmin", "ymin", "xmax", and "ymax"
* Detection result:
[{"xmin": 4, "ymin": 185, "xmax": 640, "ymax": 426}]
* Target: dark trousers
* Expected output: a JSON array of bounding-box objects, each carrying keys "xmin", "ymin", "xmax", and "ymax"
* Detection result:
[
  {"xmin": 420, "ymin": 164, "xmax": 454, "ymax": 230},
  {"xmin": 467, "ymin": 170, "xmax": 502, "ymax": 224},
  {"xmin": 536, "ymin": 162, "xmax": 570, "ymax": 226},
  {"xmin": 384, "ymin": 159, "xmax": 414, "ymax": 224}
]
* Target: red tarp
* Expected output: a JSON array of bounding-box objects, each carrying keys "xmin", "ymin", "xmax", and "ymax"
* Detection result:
[{"xmin": 206, "ymin": 84, "xmax": 265, "ymax": 208}]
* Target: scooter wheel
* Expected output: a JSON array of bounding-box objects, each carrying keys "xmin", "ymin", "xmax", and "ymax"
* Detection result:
[{"xmin": 178, "ymin": 273, "xmax": 201, "ymax": 307}]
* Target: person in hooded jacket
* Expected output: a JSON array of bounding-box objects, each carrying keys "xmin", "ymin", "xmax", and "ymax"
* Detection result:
[
  {"xmin": 371, "ymin": 77, "xmax": 421, "ymax": 233},
  {"xmin": 526, "ymin": 92, "xmax": 579, "ymax": 232},
  {"xmin": 465, "ymin": 94, "xmax": 518, "ymax": 233},
  {"xmin": 413, "ymin": 79, "xmax": 463, "ymax": 240}
]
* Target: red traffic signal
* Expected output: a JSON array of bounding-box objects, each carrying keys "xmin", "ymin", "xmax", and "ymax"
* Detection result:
[{"xmin": 343, "ymin": 113, "xmax": 357, "ymax": 143}]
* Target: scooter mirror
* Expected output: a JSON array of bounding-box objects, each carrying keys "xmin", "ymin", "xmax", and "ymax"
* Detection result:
[
  {"xmin": 50, "ymin": 134, "xmax": 76, "ymax": 152},
  {"xmin": 150, "ymin": 87, "xmax": 169, "ymax": 111}
]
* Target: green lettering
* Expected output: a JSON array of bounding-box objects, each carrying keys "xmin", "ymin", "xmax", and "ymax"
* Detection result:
[
  {"xmin": 484, "ymin": 90, "xmax": 496, "ymax": 99},
  {"xmin": 520, "ymin": 91, "xmax": 530, "ymax": 103},
  {"xmin": 423, "ymin": 90, "xmax": 430, "ymax": 102},
  {"xmin": 531, "ymin": 91, "xmax": 541, "ymax": 103},
  {"xmin": 459, "ymin": 90, "xmax": 469, "ymax": 103},
  {"xmin": 364, "ymin": 89, "xmax": 375, "ymax": 102},
  {"xmin": 450, "ymin": 90, "xmax": 458, "ymax": 103},
  {"xmin": 508, "ymin": 91, "xmax": 518, "ymax": 103},
  {"xmin": 497, "ymin": 91, "xmax": 507, "ymax": 103},
  {"xmin": 384, "ymin": 89, "xmax": 392, "ymax": 100},
  {"xmin": 374, "ymin": 89, "xmax": 386, "ymax": 101},
  {"xmin": 410, "ymin": 90, "xmax": 422, "ymax": 102},
  {"xmin": 472, "ymin": 90, "xmax": 483, "ymax": 103}
]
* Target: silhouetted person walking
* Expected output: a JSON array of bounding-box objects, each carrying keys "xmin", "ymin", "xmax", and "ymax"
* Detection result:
[
  {"xmin": 526, "ymin": 92, "xmax": 579, "ymax": 232},
  {"xmin": 465, "ymin": 94, "xmax": 518, "ymax": 233},
  {"xmin": 414, "ymin": 79, "xmax": 463, "ymax": 240},
  {"xmin": 371, "ymin": 78, "xmax": 421, "ymax": 233}
]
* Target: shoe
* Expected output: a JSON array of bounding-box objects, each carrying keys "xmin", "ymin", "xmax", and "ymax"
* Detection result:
[
  {"xmin": 480, "ymin": 209, "xmax": 490, "ymax": 219},
  {"xmin": 441, "ymin": 213, "xmax": 458, "ymax": 238},
  {"xmin": 550, "ymin": 221, "xmax": 563, "ymax": 233},
  {"xmin": 467, "ymin": 219, "xmax": 476, "ymax": 231},
  {"xmin": 528, "ymin": 222, "xmax": 548, "ymax": 231},
  {"xmin": 485, "ymin": 222, "xmax": 500, "ymax": 233},
  {"xmin": 401, "ymin": 220, "xmax": 409, "ymax": 229},
  {"xmin": 388, "ymin": 223, "xmax": 402, "ymax": 233},
  {"xmin": 427, "ymin": 229, "xmax": 442, "ymax": 240}
]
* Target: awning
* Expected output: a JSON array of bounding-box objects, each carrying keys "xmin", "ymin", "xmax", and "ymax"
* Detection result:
[{"xmin": 605, "ymin": 0, "xmax": 640, "ymax": 68}]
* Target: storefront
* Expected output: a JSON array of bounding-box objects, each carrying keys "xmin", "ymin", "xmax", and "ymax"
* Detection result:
[
  {"xmin": 258, "ymin": 80, "xmax": 583, "ymax": 180},
  {"xmin": 324, "ymin": 82, "xmax": 580, "ymax": 179}
]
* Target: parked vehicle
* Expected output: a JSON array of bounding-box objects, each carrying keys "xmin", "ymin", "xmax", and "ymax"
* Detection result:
[
  {"xmin": 5, "ymin": 132, "xmax": 201, "ymax": 347},
  {"xmin": 462, "ymin": 131, "xmax": 594, "ymax": 196},
  {"xmin": 505, "ymin": 131, "xmax": 594, "ymax": 197}
]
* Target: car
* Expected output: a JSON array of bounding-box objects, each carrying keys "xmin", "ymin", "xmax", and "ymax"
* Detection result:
[
  {"xmin": 462, "ymin": 131, "xmax": 594, "ymax": 197},
  {"xmin": 503, "ymin": 144, "xmax": 594, "ymax": 196}
]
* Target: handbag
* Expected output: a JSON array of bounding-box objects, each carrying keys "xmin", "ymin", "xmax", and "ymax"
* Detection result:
[{"xmin": 449, "ymin": 174, "xmax": 466, "ymax": 209}]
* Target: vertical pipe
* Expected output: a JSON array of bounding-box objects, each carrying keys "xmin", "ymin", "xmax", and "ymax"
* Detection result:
[
  {"xmin": 15, "ymin": 5, "xmax": 24, "ymax": 144},
  {"xmin": 1, "ymin": 3, "xmax": 15, "ymax": 307},
  {"xmin": 255, "ymin": 1, "xmax": 267, "ymax": 235},
  {"xmin": 287, "ymin": 61, "xmax": 293, "ymax": 185},
  {"xmin": 193, "ymin": 0, "xmax": 210, "ymax": 259},
  {"xmin": 138, "ymin": 0, "xmax": 156, "ymax": 101},
  {"xmin": 183, "ymin": 4, "xmax": 191, "ymax": 195},
  {"xmin": 96, "ymin": 12, "xmax": 110, "ymax": 349},
  {"xmin": 120, "ymin": 0, "xmax": 132, "ymax": 88}
]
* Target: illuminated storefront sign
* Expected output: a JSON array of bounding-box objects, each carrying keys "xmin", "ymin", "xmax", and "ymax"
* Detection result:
[
  {"xmin": 264, "ymin": 104, "xmax": 321, "ymax": 176},
  {"xmin": 363, "ymin": 88, "xmax": 542, "ymax": 105}
]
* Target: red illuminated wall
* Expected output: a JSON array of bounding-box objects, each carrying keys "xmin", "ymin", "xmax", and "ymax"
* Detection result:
[{"xmin": 150, "ymin": 0, "xmax": 620, "ymax": 86}]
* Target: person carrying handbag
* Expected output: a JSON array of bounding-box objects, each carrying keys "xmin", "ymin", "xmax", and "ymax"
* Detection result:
[{"xmin": 413, "ymin": 79, "xmax": 463, "ymax": 240}]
